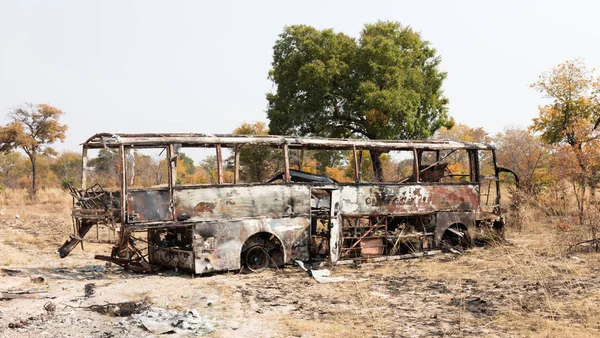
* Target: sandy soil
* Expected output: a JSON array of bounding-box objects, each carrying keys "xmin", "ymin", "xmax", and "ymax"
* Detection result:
[{"xmin": 1, "ymin": 202, "xmax": 600, "ymax": 337}]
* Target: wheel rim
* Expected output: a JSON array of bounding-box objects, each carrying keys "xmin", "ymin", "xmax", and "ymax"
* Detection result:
[{"xmin": 245, "ymin": 246, "xmax": 269, "ymax": 272}]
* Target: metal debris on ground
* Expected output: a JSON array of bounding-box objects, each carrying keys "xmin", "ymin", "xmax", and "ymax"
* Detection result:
[
  {"xmin": 310, "ymin": 269, "xmax": 369, "ymax": 284},
  {"xmin": 1, "ymin": 289, "xmax": 49, "ymax": 300},
  {"xmin": 72, "ymin": 297, "xmax": 151, "ymax": 317},
  {"xmin": 295, "ymin": 260, "xmax": 308, "ymax": 272},
  {"xmin": 131, "ymin": 307, "xmax": 215, "ymax": 336},
  {"xmin": 449, "ymin": 248, "xmax": 462, "ymax": 255},
  {"xmin": 1, "ymin": 268, "xmax": 23, "ymax": 276},
  {"xmin": 44, "ymin": 301, "xmax": 56, "ymax": 313}
]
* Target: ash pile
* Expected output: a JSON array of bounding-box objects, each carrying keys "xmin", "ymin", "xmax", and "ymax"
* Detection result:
[{"xmin": 129, "ymin": 307, "xmax": 215, "ymax": 336}]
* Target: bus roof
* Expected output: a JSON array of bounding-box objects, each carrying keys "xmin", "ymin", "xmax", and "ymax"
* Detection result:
[{"xmin": 82, "ymin": 132, "xmax": 495, "ymax": 151}]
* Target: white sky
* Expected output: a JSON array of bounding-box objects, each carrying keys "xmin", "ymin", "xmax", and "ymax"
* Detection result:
[{"xmin": 1, "ymin": 0, "xmax": 599, "ymax": 153}]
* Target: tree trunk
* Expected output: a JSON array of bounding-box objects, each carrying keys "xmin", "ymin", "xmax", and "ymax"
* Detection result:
[
  {"xmin": 369, "ymin": 149, "xmax": 384, "ymax": 182},
  {"xmin": 31, "ymin": 154, "xmax": 37, "ymax": 197},
  {"xmin": 574, "ymin": 143, "xmax": 587, "ymax": 225},
  {"xmin": 579, "ymin": 176, "xmax": 586, "ymax": 225}
]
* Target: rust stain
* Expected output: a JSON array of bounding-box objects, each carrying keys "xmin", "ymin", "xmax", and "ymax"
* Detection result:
[{"xmin": 194, "ymin": 202, "xmax": 216, "ymax": 213}]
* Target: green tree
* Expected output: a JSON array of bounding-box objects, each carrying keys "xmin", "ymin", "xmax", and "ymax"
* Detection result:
[
  {"xmin": 233, "ymin": 122, "xmax": 281, "ymax": 182},
  {"xmin": 267, "ymin": 21, "xmax": 453, "ymax": 181},
  {"xmin": 87, "ymin": 148, "xmax": 120, "ymax": 187},
  {"xmin": 51, "ymin": 151, "xmax": 82, "ymax": 188},
  {"xmin": 0, "ymin": 103, "xmax": 67, "ymax": 195},
  {"xmin": 175, "ymin": 152, "xmax": 197, "ymax": 185}
]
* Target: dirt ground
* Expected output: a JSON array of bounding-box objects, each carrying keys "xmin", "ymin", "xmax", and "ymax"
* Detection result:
[{"xmin": 2, "ymin": 199, "xmax": 600, "ymax": 337}]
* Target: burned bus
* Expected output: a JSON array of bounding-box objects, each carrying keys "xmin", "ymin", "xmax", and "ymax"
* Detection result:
[{"xmin": 59, "ymin": 133, "xmax": 515, "ymax": 273}]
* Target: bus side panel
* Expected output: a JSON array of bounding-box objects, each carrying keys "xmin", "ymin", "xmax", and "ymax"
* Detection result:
[
  {"xmin": 193, "ymin": 216, "xmax": 310, "ymax": 273},
  {"xmin": 173, "ymin": 185, "xmax": 311, "ymax": 222},
  {"xmin": 338, "ymin": 184, "xmax": 479, "ymax": 216}
]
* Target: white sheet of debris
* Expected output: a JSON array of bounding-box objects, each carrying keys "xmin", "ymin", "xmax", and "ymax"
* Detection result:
[
  {"xmin": 310, "ymin": 269, "xmax": 368, "ymax": 283},
  {"xmin": 295, "ymin": 260, "xmax": 368, "ymax": 283}
]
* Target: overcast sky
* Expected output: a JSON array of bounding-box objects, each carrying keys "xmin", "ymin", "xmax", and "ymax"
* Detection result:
[{"xmin": 1, "ymin": 0, "xmax": 599, "ymax": 152}]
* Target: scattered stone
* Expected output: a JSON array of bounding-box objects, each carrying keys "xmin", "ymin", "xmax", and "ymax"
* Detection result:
[
  {"xmin": 84, "ymin": 283, "xmax": 96, "ymax": 298},
  {"xmin": 8, "ymin": 320, "xmax": 27, "ymax": 329},
  {"xmin": 31, "ymin": 275, "xmax": 45, "ymax": 283}
]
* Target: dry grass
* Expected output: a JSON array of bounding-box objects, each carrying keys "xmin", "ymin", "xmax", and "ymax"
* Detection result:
[
  {"xmin": 3, "ymin": 187, "xmax": 600, "ymax": 337},
  {"xmin": 0, "ymin": 188, "xmax": 72, "ymax": 221},
  {"xmin": 413, "ymin": 210, "xmax": 600, "ymax": 337},
  {"xmin": 0, "ymin": 188, "xmax": 71, "ymax": 207}
]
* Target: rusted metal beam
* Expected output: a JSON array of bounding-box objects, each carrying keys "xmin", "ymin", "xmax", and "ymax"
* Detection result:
[
  {"xmin": 234, "ymin": 145, "xmax": 241, "ymax": 184},
  {"xmin": 120, "ymin": 145, "xmax": 127, "ymax": 223},
  {"xmin": 81, "ymin": 133, "xmax": 496, "ymax": 151},
  {"xmin": 413, "ymin": 148, "xmax": 420, "ymax": 182},
  {"xmin": 353, "ymin": 145, "xmax": 360, "ymax": 182},
  {"xmin": 58, "ymin": 219, "xmax": 96, "ymax": 258},
  {"xmin": 283, "ymin": 144, "xmax": 290, "ymax": 183},
  {"xmin": 81, "ymin": 147, "xmax": 88, "ymax": 190},
  {"xmin": 216, "ymin": 144, "xmax": 223, "ymax": 185},
  {"xmin": 168, "ymin": 144, "xmax": 176, "ymax": 220},
  {"xmin": 492, "ymin": 150, "xmax": 501, "ymax": 208}
]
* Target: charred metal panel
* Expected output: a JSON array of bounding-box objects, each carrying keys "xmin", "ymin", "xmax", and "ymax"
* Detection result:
[
  {"xmin": 434, "ymin": 211, "xmax": 476, "ymax": 242},
  {"xmin": 192, "ymin": 216, "xmax": 310, "ymax": 273},
  {"xmin": 339, "ymin": 184, "xmax": 479, "ymax": 216},
  {"xmin": 174, "ymin": 185, "xmax": 311, "ymax": 222},
  {"xmin": 127, "ymin": 189, "xmax": 171, "ymax": 222},
  {"xmin": 329, "ymin": 189, "xmax": 341, "ymax": 263},
  {"xmin": 149, "ymin": 248, "xmax": 194, "ymax": 271}
]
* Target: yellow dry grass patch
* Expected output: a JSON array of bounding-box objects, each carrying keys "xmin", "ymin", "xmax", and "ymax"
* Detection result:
[{"xmin": 0, "ymin": 188, "xmax": 71, "ymax": 207}]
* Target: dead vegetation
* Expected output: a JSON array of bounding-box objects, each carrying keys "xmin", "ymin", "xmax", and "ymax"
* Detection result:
[
  {"xmin": 67, "ymin": 297, "xmax": 152, "ymax": 317},
  {"xmin": 1, "ymin": 188, "xmax": 600, "ymax": 337}
]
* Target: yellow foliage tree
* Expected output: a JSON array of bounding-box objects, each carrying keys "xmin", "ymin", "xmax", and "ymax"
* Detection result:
[
  {"xmin": 531, "ymin": 59, "xmax": 600, "ymax": 222},
  {"xmin": 495, "ymin": 127, "xmax": 550, "ymax": 193},
  {"xmin": 0, "ymin": 103, "xmax": 67, "ymax": 195}
]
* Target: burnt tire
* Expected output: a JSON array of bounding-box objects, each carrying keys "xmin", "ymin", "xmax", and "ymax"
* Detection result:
[
  {"xmin": 268, "ymin": 248, "xmax": 284, "ymax": 268},
  {"xmin": 244, "ymin": 245, "xmax": 269, "ymax": 273},
  {"xmin": 441, "ymin": 226, "xmax": 471, "ymax": 250}
]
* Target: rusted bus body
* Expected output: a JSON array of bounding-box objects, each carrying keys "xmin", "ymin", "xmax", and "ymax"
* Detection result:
[{"xmin": 59, "ymin": 133, "xmax": 514, "ymax": 273}]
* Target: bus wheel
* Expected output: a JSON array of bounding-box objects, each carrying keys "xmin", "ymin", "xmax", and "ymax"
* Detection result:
[
  {"xmin": 244, "ymin": 245, "xmax": 269, "ymax": 272},
  {"xmin": 441, "ymin": 224, "xmax": 471, "ymax": 250},
  {"xmin": 269, "ymin": 248, "xmax": 284, "ymax": 268}
]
